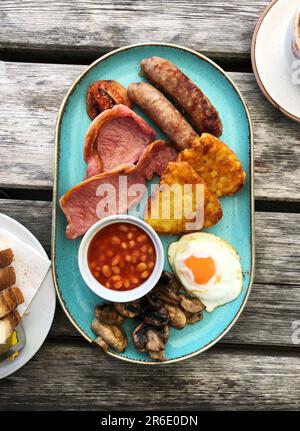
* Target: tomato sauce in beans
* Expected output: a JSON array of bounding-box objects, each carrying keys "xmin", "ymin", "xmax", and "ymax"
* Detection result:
[{"xmin": 87, "ymin": 223, "xmax": 156, "ymax": 291}]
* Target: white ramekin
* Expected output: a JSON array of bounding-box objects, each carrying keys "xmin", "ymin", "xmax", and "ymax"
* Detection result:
[{"xmin": 78, "ymin": 215, "xmax": 164, "ymax": 302}]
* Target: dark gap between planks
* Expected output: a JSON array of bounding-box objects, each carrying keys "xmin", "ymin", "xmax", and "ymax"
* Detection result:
[
  {"xmin": 1, "ymin": 188, "xmax": 300, "ymax": 214},
  {"xmin": 0, "ymin": 47, "xmax": 252, "ymax": 73},
  {"xmin": 0, "ymin": 188, "xmax": 53, "ymax": 201}
]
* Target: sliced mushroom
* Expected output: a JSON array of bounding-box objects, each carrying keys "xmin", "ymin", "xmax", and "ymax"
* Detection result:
[
  {"xmin": 132, "ymin": 323, "xmax": 148, "ymax": 352},
  {"xmin": 95, "ymin": 303, "xmax": 125, "ymax": 325},
  {"xmin": 132, "ymin": 323, "xmax": 166, "ymax": 362},
  {"xmin": 91, "ymin": 319, "xmax": 128, "ymax": 353},
  {"xmin": 145, "ymin": 328, "xmax": 165, "ymax": 352},
  {"xmin": 94, "ymin": 336, "xmax": 109, "ymax": 353},
  {"xmin": 185, "ymin": 311, "xmax": 203, "ymax": 324},
  {"xmin": 86, "ymin": 80, "xmax": 132, "ymax": 119},
  {"xmin": 158, "ymin": 271, "xmax": 181, "ymax": 289},
  {"xmin": 153, "ymin": 271, "xmax": 182, "ymax": 305},
  {"xmin": 158, "ymin": 324, "xmax": 170, "ymax": 344},
  {"xmin": 179, "ymin": 295, "xmax": 205, "ymax": 314},
  {"xmin": 114, "ymin": 300, "xmax": 141, "ymax": 318},
  {"xmin": 153, "ymin": 290, "xmax": 179, "ymax": 306},
  {"xmin": 164, "ymin": 303, "xmax": 187, "ymax": 329},
  {"xmin": 149, "ymin": 350, "xmax": 165, "ymax": 362},
  {"xmin": 140, "ymin": 303, "xmax": 170, "ymax": 328}
]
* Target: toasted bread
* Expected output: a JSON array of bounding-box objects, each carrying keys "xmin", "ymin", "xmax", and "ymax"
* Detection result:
[
  {"xmin": 0, "ymin": 266, "xmax": 16, "ymax": 293},
  {"xmin": 0, "ymin": 248, "xmax": 13, "ymax": 269},
  {"xmin": 0, "ymin": 287, "xmax": 24, "ymax": 318}
]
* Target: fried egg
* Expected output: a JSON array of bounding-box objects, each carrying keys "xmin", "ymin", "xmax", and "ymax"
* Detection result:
[{"xmin": 168, "ymin": 233, "xmax": 243, "ymax": 312}]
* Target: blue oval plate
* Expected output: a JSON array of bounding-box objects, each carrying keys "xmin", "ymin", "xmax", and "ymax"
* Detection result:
[{"xmin": 52, "ymin": 43, "xmax": 254, "ymax": 364}]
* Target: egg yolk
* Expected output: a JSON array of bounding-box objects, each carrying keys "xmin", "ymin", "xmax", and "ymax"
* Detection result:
[{"xmin": 184, "ymin": 256, "xmax": 216, "ymax": 284}]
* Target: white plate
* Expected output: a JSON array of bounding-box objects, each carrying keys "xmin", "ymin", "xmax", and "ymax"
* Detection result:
[
  {"xmin": 251, "ymin": 0, "xmax": 300, "ymax": 122},
  {"xmin": 0, "ymin": 213, "xmax": 56, "ymax": 379}
]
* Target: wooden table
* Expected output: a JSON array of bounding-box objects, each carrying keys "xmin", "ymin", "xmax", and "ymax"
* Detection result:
[{"xmin": 0, "ymin": 0, "xmax": 299, "ymax": 411}]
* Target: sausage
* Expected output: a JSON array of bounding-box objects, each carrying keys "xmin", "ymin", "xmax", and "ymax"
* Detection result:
[
  {"xmin": 0, "ymin": 248, "xmax": 13, "ymax": 268},
  {"xmin": 0, "ymin": 267, "xmax": 16, "ymax": 293},
  {"xmin": 141, "ymin": 56, "xmax": 223, "ymax": 137},
  {"xmin": 128, "ymin": 82, "xmax": 197, "ymax": 151}
]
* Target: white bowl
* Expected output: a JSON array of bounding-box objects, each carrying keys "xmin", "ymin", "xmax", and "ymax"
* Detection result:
[{"xmin": 78, "ymin": 215, "xmax": 164, "ymax": 302}]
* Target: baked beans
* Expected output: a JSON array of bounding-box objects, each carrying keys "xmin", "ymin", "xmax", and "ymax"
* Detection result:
[{"xmin": 87, "ymin": 223, "xmax": 156, "ymax": 291}]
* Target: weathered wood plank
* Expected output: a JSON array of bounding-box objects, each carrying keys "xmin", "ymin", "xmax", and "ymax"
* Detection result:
[
  {"xmin": 0, "ymin": 0, "xmax": 268, "ymax": 58},
  {"xmin": 1, "ymin": 199, "xmax": 299, "ymax": 286},
  {"xmin": 50, "ymin": 282, "xmax": 300, "ymax": 349},
  {"xmin": 0, "ymin": 61, "xmax": 299, "ymax": 200},
  {"xmin": 0, "ymin": 200, "xmax": 52, "ymax": 251},
  {"xmin": 1, "ymin": 342, "xmax": 299, "ymax": 410},
  {"xmin": 232, "ymin": 74, "xmax": 300, "ymax": 203},
  {"xmin": 1, "ymin": 199, "xmax": 300, "ymax": 350}
]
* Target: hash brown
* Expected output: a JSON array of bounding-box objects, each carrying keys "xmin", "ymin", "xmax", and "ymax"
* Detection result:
[
  {"xmin": 179, "ymin": 133, "xmax": 246, "ymax": 197},
  {"xmin": 144, "ymin": 161, "xmax": 222, "ymax": 234}
]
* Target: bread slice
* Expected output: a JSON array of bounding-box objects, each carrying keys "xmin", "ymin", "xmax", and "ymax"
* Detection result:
[
  {"xmin": 0, "ymin": 266, "xmax": 16, "ymax": 293},
  {"xmin": 0, "ymin": 248, "xmax": 13, "ymax": 268},
  {"xmin": 0, "ymin": 310, "xmax": 21, "ymax": 345},
  {"xmin": 0, "ymin": 287, "xmax": 24, "ymax": 318}
]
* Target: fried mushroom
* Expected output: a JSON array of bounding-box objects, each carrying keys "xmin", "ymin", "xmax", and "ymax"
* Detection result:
[
  {"xmin": 153, "ymin": 272, "xmax": 206, "ymax": 326},
  {"xmin": 114, "ymin": 300, "xmax": 141, "ymax": 318},
  {"xmin": 132, "ymin": 323, "xmax": 167, "ymax": 362},
  {"xmin": 158, "ymin": 324, "xmax": 170, "ymax": 344},
  {"xmin": 152, "ymin": 272, "xmax": 181, "ymax": 305},
  {"xmin": 95, "ymin": 303, "xmax": 125, "ymax": 325},
  {"xmin": 149, "ymin": 350, "xmax": 165, "ymax": 362},
  {"xmin": 91, "ymin": 319, "xmax": 128, "ymax": 353},
  {"xmin": 163, "ymin": 303, "xmax": 187, "ymax": 329},
  {"xmin": 157, "ymin": 271, "xmax": 182, "ymax": 292},
  {"xmin": 185, "ymin": 311, "xmax": 204, "ymax": 324},
  {"xmin": 140, "ymin": 303, "xmax": 170, "ymax": 328},
  {"xmin": 179, "ymin": 295, "xmax": 205, "ymax": 314}
]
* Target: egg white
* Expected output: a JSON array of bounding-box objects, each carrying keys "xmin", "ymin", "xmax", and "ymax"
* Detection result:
[{"xmin": 168, "ymin": 233, "xmax": 243, "ymax": 312}]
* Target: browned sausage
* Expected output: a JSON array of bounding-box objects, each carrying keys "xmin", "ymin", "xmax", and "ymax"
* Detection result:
[
  {"xmin": 0, "ymin": 248, "xmax": 13, "ymax": 268},
  {"xmin": 141, "ymin": 57, "xmax": 223, "ymax": 137},
  {"xmin": 127, "ymin": 82, "xmax": 197, "ymax": 150}
]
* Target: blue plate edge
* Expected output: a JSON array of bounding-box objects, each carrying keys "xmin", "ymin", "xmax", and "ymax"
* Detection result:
[{"xmin": 51, "ymin": 43, "xmax": 255, "ymax": 365}]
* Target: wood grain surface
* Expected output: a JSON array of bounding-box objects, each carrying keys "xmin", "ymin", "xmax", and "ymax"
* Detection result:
[
  {"xmin": 0, "ymin": 62, "xmax": 299, "ymax": 200},
  {"xmin": 0, "ymin": 1, "xmax": 268, "ymax": 59},
  {"xmin": 0, "ymin": 341, "xmax": 299, "ymax": 410}
]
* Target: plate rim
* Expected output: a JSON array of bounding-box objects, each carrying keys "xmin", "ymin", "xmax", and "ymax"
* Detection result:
[
  {"xmin": 0, "ymin": 212, "xmax": 56, "ymax": 379},
  {"xmin": 52, "ymin": 42, "xmax": 255, "ymax": 365},
  {"xmin": 251, "ymin": 0, "xmax": 300, "ymax": 123}
]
